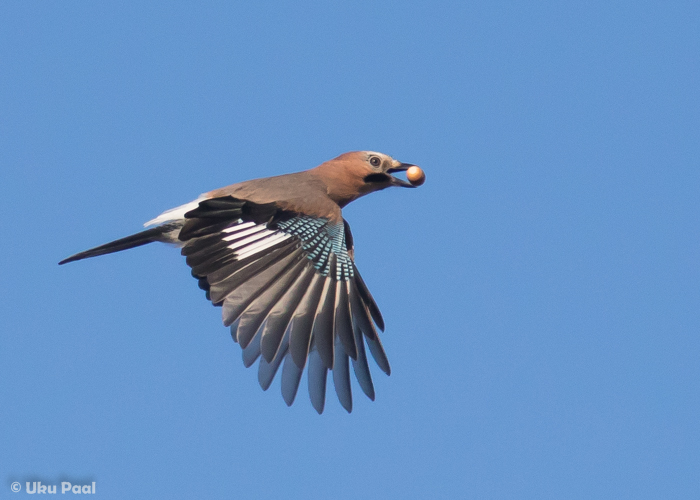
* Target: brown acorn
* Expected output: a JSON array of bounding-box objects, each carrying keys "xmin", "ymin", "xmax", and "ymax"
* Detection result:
[{"xmin": 406, "ymin": 166, "xmax": 425, "ymax": 186}]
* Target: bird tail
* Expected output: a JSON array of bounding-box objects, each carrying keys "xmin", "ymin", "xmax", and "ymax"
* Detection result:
[{"xmin": 59, "ymin": 222, "xmax": 181, "ymax": 265}]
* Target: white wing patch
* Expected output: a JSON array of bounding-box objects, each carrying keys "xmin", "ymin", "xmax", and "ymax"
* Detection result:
[{"xmin": 218, "ymin": 221, "xmax": 293, "ymax": 260}]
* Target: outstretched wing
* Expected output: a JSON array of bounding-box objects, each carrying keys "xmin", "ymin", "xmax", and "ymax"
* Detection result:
[{"xmin": 178, "ymin": 196, "xmax": 390, "ymax": 413}]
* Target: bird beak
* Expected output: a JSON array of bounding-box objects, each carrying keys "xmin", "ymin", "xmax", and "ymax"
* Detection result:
[{"xmin": 386, "ymin": 161, "xmax": 417, "ymax": 188}]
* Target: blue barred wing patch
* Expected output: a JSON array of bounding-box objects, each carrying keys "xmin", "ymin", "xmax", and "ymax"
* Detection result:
[{"xmin": 275, "ymin": 216, "xmax": 353, "ymax": 280}]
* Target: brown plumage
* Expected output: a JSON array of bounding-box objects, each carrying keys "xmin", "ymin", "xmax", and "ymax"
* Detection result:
[
  {"xmin": 206, "ymin": 151, "xmax": 416, "ymax": 220},
  {"xmin": 60, "ymin": 151, "xmax": 422, "ymax": 413}
]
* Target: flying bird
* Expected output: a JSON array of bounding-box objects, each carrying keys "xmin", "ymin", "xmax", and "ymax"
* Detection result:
[{"xmin": 60, "ymin": 151, "xmax": 425, "ymax": 413}]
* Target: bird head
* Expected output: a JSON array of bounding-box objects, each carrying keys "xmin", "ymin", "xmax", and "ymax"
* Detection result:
[{"xmin": 312, "ymin": 151, "xmax": 419, "ymax": 207}]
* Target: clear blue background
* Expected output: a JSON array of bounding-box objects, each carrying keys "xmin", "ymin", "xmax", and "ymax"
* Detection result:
[{"xmin": 1, "ymin": 1, "xmax": 698, "ymax": 498}]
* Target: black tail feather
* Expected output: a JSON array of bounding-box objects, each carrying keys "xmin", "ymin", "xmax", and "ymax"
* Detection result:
[{"xmin": 59, "ymin": 223, "xmax": 180, "ymax": 265}]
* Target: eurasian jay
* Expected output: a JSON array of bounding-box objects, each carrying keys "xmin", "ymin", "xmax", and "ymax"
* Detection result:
[{"xmin": 60, "ymin": 151, "xmax": 424, "ymax": 413}]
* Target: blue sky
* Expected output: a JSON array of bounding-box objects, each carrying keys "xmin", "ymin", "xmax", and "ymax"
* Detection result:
[{"xmin": 1, "ymin": 1, "xmax": 698, "ymax": 498}]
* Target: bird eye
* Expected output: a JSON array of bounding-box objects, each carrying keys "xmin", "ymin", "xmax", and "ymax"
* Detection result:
[{"xmin": 369, "ymin": 156, "xmax": 381, "ymax": 167}]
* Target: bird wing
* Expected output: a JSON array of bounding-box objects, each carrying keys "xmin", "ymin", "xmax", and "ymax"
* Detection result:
[{"xmin": 178, "ymin": 195, "xmax": 390, "ymax": 413}]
